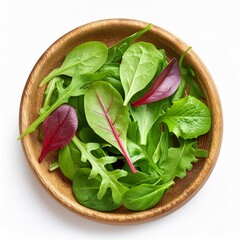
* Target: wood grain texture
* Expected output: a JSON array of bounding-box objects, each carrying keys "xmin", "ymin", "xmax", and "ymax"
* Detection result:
[{"xmin": 19, "ymin": 19, "xmax": 223, "ymax": 224}]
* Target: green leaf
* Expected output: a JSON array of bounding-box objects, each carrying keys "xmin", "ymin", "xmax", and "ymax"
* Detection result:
[
  {"xmin": 18, "ymin": 75, "xmax": 88, "ymax": 139},
  {"xmin": 40, "ymin": 41, "xmax": 108, "ymax": 86},
  {"xmin": 151, "ymin": 124, "xmax": 170, "ymax": 167},
  {"xmin": 119, "ymin": 171, "xmax": 158, "ymax": 187},
  {"xmin": 72, "ymin": 136, "xmax": 128, "ymax": 204},
  {"xmin": 120, "ymin": 42, "xmax": 160, "ymax": 105},
  {"xmin": 107, "ymin": 23, "xmax": 152, "ymax": 63},
  {"xmin": 129, "ymin": 99, "xmax": 169, "ymax": 145},
  {"xmin": 122, "ymin": 181, "xmax": 173, "ymax": 211},
  {"xmin": 73, "ymin": 168, "xmax": 121, "ymax": 211},
  {"xmin": 181, "ymin": 67, "xmax": 204, "ymax": 99},
  {"xmin": 84, "ymin": 81, "xmax": 136, "ymax": 173},
  {"xmin": 127, "ymin": 139, "xmax": 161, "ymax": 176},
  {"xmin": 58, "ymin": 141, "xmax": 90, "ymax": 180},
  {"xmin": 98, "ymin": 63, "xmax": 120, "ymax": 79},
  {"xmin": 160, "ymin": 139, "xmax": 199, "ymax": 183},
  {"xmin": 160, "ymin": 95, "xmax": 211, "ymax": 139}
]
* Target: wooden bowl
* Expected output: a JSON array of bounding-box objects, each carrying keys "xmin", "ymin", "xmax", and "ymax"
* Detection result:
[{"xmin": 19, "ymin": 19, "xmax": 223, "ymax": 224}]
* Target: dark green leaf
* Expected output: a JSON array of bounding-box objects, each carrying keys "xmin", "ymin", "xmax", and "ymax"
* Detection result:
[
  {"xmin": 122, "ymin": 181, "xmax": 173, "ymax": 211},
  {"xmin": 73, "ymin": 168, "xmax": 121, "ymax": 211}
]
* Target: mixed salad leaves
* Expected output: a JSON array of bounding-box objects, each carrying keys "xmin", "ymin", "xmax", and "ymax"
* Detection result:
[{"xmin": 19, "ymin": 24, "xmax": 211, "ymax": 211}]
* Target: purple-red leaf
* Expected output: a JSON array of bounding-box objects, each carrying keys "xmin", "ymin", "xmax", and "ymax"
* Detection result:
[
  {"xmin": 131, "ymin": 57, "xmax": 181, "ymax": 107},
  {"xmin": 39, "ymin": 104, "xmax": 78, "ymax": 163}
]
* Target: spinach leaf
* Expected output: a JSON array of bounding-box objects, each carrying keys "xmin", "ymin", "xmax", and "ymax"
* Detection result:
[
  {"xmin": 120, "ymin": 42, "xmax": 160, "ymax": 105},
  {"xmin": 58, "ymin": 141, "xmax": 90, "ymax": 180},
  {"xmin": 72, "ymin": 136, "xmax": 128, "ymax": 204},
  {"xmin": 40, "ymin": 41, "xmax": 108, "ymax": 86},
  {"xmin": 98, "ymin": 63, "xmax": 120, "ymax": 79},
  {"xmin": 119, "ymin": 171, "xmax": 158, "ymax": 187},
  {"xmin": 73, "ymin": 168, "xmax": 121, "ymax": 211},
  {"xmin": 122, "ymin": 181, "xmax": 173, "ymax": 211},
  {"xmin": 84, "ymin": 81, "xmax": 136, "ymax": 173},
  {"xmin": 160, "ymin": 95, "xmax": 211, "ymax": 139},
  {"xmin": 107, "ymin": 23, "xmax": 151, "ymax": 63}
]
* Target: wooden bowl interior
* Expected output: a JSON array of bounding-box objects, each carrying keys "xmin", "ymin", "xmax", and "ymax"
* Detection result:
[{"xmin": 19, "ymin": 19, "xmax": 222, "ymax": 224}]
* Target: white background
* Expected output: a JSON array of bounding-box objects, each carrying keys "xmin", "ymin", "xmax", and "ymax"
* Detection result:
[{"xmin": 1, "ymin": 0, "xmax": 239, "ymax": 239}]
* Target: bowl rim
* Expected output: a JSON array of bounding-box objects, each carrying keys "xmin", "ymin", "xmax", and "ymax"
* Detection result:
[{"xmin": 19, "ymin": 18, "xmax": 223, "ymax": 224}]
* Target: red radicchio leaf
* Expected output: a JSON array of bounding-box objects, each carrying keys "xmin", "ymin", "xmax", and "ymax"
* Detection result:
[
  {"xmin": 39, "ymin": 104, "xmax": 78, "ymax": 163},
  {"xmin": 131, "ymin": 57, "xmax": 181, "ymax": 107}
]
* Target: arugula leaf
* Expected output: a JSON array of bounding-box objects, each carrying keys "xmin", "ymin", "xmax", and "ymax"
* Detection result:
[
  {"xmin": 160, "ymin": 95, "xmax": 211, "ymax": 139},
  {"xmin": 19, "ymin": 75, "xmax": 88, "ymax": 139},
  {"xmin": 40, "ymin": 41, "xmax": 108, "ymax": 86},
  {"xmin": 84, "ymin": 81, "xmax": 136, "ymax": 173},
  {"xmin": 107, "ymin": 23, "xmax": 152, "ymax": 63},
  {"xmin": 73, "ymin": 168, "xmax": 121, "ymax": 211},
  {"xmin": 120, "ymin": 42, "xmax": 160, "ymax": 105},
  {"xmin": 72, "ymin": 136, "xmax": 128, "ymax": 205}
]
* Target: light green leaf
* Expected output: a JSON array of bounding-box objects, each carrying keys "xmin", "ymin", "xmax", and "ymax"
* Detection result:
[
  {"xmin": 107, "ymin": 23, "xmax": 152, "ymax": 63},
  {"xmin": 84, "ymin": 81, "xmax": 136, "ymax": 173},
  {"xmin": 120, "ymin": 42, "xmax": 160, "ymax": 105},
  {"xmin": 58, "ymin": 141, "xmax": 90, "ymax": 180},
  {"xmin": 40, "ymin": 41, "xmax": 108, "ymax": 86},
  {"xmin": 161, "ymin": 95, "xmax": 211, "ymax": 139},
  {"xmin": 72, "ymin": 136, "xmax": 128, "ymax": 204},
  {"xmin": 160, "ymin": 139, "xmax": 198, "ymax": 183},
  {"xmin": 130, "ymin": 99, "xmax": 169, "ymax": 145}
]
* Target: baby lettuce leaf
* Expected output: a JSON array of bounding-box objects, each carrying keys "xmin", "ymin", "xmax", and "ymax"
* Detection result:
[
  {"xmin": 131, "ymin": 58, "xmax": 181, "ymax": 107},
  {"xmin": 122, "ymin": 181, "xmax": 174, "ymax": 211},
  {"xmin": 73, "ymin": 168, "xmax": 121, "ymax": 211},
  {"xmin": 72, "ymin": 136, "xmax": 128, "ymax": 204},
  {"xmin": 40, "ymin": 41, "xmax": 108, "ymax": 86},
  {"xmin": 84, "ymin": 81, "xmax": 136, "ymax": 173},
  {"xmin": 107, "ymin": 23, "xmax": 152, "ymax": 63},
  {"xmin": 120, "ymin": 42, "xmax": 160, "ymax": 106},
  {"xmin": 39, "ymin": 105, "xmax": 78, "ymax": 163},
  {"xmin": 160, "ymin": 139, "xmax": 200, "ymax": 183},
  {"xmin": 160, "ymin": 95, "xmax": 211, "ymax": 139},
  {"xmin": 129, "ymin": 98, "xmax": 170, "ymax": 145}
]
